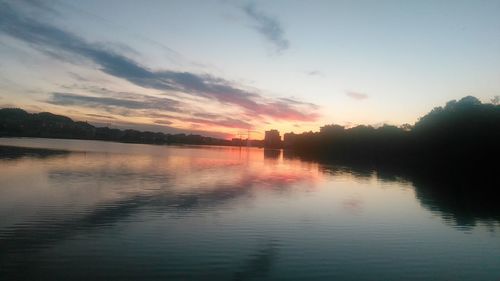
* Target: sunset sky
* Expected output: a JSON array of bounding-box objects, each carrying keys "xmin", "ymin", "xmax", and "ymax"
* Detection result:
[{"xmin": 1, "ymin": 0, "xmax": 500, "ymax": 139}]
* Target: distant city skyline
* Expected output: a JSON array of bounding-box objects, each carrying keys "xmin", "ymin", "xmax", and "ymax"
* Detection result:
[{"xmin": 1, "ymin": 0, "xmax": 500, "ymax": 139}]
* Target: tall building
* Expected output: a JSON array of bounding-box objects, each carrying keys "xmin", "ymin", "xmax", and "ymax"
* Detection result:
[{"xmin": 264, "ymin": 129, "xmax": 282, "ymax": 148}]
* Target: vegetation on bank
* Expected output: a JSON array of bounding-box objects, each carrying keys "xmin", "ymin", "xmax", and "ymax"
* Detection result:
[
  {"xmin": 1, "ymin": 96, "xmax": 498, "ymax": 171},
  {"xmin": 286, "ymin": 96, "xmax": 499, "ymax": 172},
  {"xmin": 0, "ymin": 108, "xmax": 231, "ymax": 146}
]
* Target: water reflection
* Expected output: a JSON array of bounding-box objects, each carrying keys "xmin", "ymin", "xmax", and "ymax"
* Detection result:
[
  {"xmin": 377, "ymin": 168, "xmax": 500, "ymax": 229},
  {"xmin": 411, "ymin": 176, "xmax": 500, "ymax": 228},
  {"xmin": 263, "ymin": 149, "xmax": 281, "ymax": 160},
  {"xmin": 290, "ymin": 153, "xmax": 500, "ymax": 229},
  {"xmin": 0, "ymin": 145, "xmax": 69, "ymax": 160},
  {"xmin": 0, "ymin": 141, "xmax": 499, "ymax": 280},
  {"xmin": 232, "ymin": 241, "xmax": 278, "ymax": 281},
  {"xmin": 0, "ymin": 144, "xmax": 315, "ymax": 279}
]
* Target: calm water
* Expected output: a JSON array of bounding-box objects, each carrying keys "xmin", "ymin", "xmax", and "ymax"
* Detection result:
[{"xmin": 0, "ymin": 138, "xmax": 499, "ymax": 280}]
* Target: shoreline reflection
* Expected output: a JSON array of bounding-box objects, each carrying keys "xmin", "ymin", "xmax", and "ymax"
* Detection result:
[{"xmin": 1, "ymin": 141, "xmax": 499, "ymax": 280}]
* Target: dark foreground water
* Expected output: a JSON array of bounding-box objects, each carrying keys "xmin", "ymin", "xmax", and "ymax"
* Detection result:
[{"xmin": 0, "ymin": 138, "xmax": 499, "ymax": 281}]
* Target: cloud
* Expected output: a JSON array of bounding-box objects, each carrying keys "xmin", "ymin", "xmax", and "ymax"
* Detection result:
[
  {"xmin": 47, "ymin": 92, "xmax": 180, "ymax": 112},
  {"xmin": 242, "ymin": 2, "xmax": 289, "ymax": 53},
  {"xmin": 305, "ymin": 70, "xmax": 324, "ymax": 77},
  {"xmin": 53, "ymin": 85, "xmax": 255, "ymax": 130},
  {"xmin": 0, "ymin": 1, "xmax": 317, "ymax": 124},
  {"xmin": 153, "ymin": 119, "xmax": 173, "ymax": 125},
  {"xmin": 85, "ymin": 113, "xmax": 116, "ymax": 120},
  {"xmin": 279, "ymin": 97, "xmax": 319, "ymax": 109},
  {"xmin": 49, "ymin": 91, "xmax": 254, "ymax": 130},
  {"xmin": 67, "ymin": 72, "xmax": 91, "ymax": 82},
  {"xmin": 149, "ymin": 112, "xmax": 253, "ymax": 130},
  {"xmin": 177, "ymin": 116, "xmax": 253, "ymax": 129},
  {"xmin": 0, "ymin": 3, "xmax": 317, "ymax": 121},
  {"xmin": 345, "ymin": 91, "xmax": 368, "ymax": 100}
]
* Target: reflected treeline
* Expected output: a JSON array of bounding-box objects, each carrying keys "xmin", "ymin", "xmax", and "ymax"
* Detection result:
[
  {"xmin": 287, "ymin": 96, "xmax": 499, "ymax": 180},
  {"xmin": 410, "ymin": 174, "xmax": 500, "ymax": 228},
  {"xmin": 0, "ymin": 145, "xmax": 69, "ymax": 160},
  {"xmin": 232, "ymin": 241, "xmax": 278, "ymax": 281},
  {"xmin": 288, "ymin": 150, "xmax": 500, "ymax": 228},
  {"xmin": 386, "ymin": 168, "xmax": 499, "ymax": 228}
]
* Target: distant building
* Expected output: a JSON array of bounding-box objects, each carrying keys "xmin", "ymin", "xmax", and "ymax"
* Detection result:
[
  {"xmin": 231, "ymin": 138, "xmax": 243, "ymax": 146},
  {"xmin": 264, "ymin": 129, "xmax": 282, "ymax": 148},
  {"xmin": 248, "ymin": 139, "xmax": 264, "ymax": 147}
]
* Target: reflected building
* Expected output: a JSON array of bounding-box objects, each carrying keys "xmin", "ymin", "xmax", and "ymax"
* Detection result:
[{"xmin": 264, "ymin": 148, "xmax": 281, "ymax": 159}]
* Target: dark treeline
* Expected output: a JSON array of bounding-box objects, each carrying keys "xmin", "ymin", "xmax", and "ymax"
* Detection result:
[
  {"xmin": 286, "ymin": 96, "xmax": 499, "ymax": 177},
  {"xmin": 1, "ymin": 96, "xmax": 499, "ymax": 169},
  {"xmin": 0, "ymin": 108, "xmax": 233, "ymax": 146}
]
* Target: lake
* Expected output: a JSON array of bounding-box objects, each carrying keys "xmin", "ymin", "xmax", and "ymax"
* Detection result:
[{"xmin": 0, "ymin": 138, "xmax": 499, "ymax": 280}]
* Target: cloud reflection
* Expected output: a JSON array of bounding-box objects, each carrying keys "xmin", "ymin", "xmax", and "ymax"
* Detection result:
[
  {"xmin": 0, "ymin": 148, "xmax": 315, "ymax": 263},
  {"xmin": 1, "ymin": 144, "xmax": 499, "ymax": 280}
]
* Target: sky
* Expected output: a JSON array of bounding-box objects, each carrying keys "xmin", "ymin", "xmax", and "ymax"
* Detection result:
[{"xmin": 1, "ymin": 0, "xmax": 500, "ymax": 139}]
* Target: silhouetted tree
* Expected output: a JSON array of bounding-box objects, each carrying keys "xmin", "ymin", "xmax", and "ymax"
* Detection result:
[{"xmin": 288, "ymin": 96, "xmax": 499, "ymax": 174}]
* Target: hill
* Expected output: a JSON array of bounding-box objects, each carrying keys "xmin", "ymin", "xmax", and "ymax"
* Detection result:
[{"xmin": 0, "ymin": 108, "xmax": 231, "ymax": 146}]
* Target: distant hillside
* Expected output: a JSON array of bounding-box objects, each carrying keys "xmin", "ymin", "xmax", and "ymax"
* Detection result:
[{"xmin": 0, "ymin": 108, "xmax": 232, "ymax": 146}]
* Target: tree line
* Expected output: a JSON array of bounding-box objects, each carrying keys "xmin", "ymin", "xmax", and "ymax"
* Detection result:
[
  {"xmin": 0, "ymin": 108, "xmax": 232, "ymax": 146},
  {"xmin": 1, "ymin": 95, "xmax": 498, "ymax": 172},
  {"xmin": 285, "ymin": 96, "xmax": 499, "ymax": 175}
]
